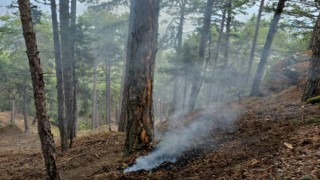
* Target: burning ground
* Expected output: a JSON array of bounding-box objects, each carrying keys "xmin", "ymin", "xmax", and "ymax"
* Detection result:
[{"xmin": 1, "ymin": 86, "xmax": 320, "ymax": 179}]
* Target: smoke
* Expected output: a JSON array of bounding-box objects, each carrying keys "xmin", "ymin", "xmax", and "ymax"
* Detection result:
[{"xmin": 124, "ymin": 104, "xmax": 238, "ymax": 173}]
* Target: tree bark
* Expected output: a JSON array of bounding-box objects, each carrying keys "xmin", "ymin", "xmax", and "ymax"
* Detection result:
[
  {"xmin": 159, "ymin": 90, "xmax": 163, "ymax": 122},
  {"xmin": 60, "ymin": 0, "xmax": 74, "ymax": 146},
  {"xmin": 171, "ymin": 0, "xmax": 186, "ymax": 114},
  {"xmin": 206, "ymin": 8, "xmax": 226, "ymax": 106},
  {"xmin": 69, "ymin": 0, "xmax": 77, "ymax": 148},
  {"xmin": 50, "ymin": 0, "xmax": 68, "ymax": 152},
  {"xmin": 187, "ymin": 0, "xmax": 214, "ymax": 111},
  {"xmin": 10, "ymin": 100, "xmax": 15, "ymax": 125},
  {"xmin": 92, "ymin": 57, "xmax": 98, "ymax": 129},
  {"xmin": 22, "ymin": 85, "xmax": 29, "ymax": 133},
  {"xmin": 18, "ymin": 0, "xmax": 60, "ymax": 179},
  {"xmin": 122, "ymin": 0, "xmax": 160, "ymax": 155},
  {"xmin": 250, "ymin": 0, "xmax": 286, "ymax": 96},
  {"xmin": 223, "ymin": 0, "xmax": 232, "ymax": 68},
  {"xmin": 302, "ymin": 12, "xmax": 320, "ymax": 101},
  {"xmin": 118, "ymin": 0, "xmax": 135, "ymax": 132},
  {"xmin": 106, "ymin": 59, "xmax": 112, "ymax": 132},
  {"xmin": 213, "ymin": 9, "xmax": 226, "ymax": 68},
  {"xmin": 246, "ymin": 0, "xmax": 265, "ymax": 83}
]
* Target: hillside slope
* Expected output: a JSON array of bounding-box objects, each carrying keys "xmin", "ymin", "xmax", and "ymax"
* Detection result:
[{"xmin": 0, "ymin": 86, "xmax": 319, "ymax": 180}]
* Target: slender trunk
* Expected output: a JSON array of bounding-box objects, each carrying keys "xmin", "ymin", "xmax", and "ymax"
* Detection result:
[
  {"xmin": 117, "ymin": 62, "xmax": 125, "ymax": 128},
  {"xmin": 118, "ymin": 0, "xmax": 135, "ymax": 132},
  {"xmin": 207, "ymin": 10, "xmax": 226, "ymax": 106},
  {"xmin": 199, "ymin": 0, "xmax": 214, "ymax": 57},
  {"xmin": 170, "ymin": 1, "xmax": 186, "ymax": 114},
  {"xmin": 213, "ymin": 9, "xmax": 226, "ymax": 68},
  {"xmin": 302, "ymin": 12, "xmax": 320, "ymax": 100},
  {"xmin": 246, "ymin": 0, "xmax": 265, "ymax": 83},
  {"xmin": 182, "ymin": 75, "xmax": 188, "ymax": 112},
  {"xmin": 223, "ymin": 0, "xmax": 232, "ymax": 68},
  {"xmin": 170, "ymin": 77, "xmax": 179, "ymax": 114},
  {"xmin": 23, "ymin": 86, "xmax": 29, "ymax": 132},
  {"xmin": 187, "ymin": 0, "xmax": 214, "ymax": 111},
  {"xmin": 10, "ymin": 100, "xmax": 15, "ymax": 125},
  {"xmin": 69, "ymin": 0, "xmax": 77, "ymax": 148},
  {"xmin": 106, "ymin": 59, "xmax": 112, "ymax": 132},
  {"xmin": 159, "ymin": 90, "xmax": 163, "ymax": 122},
  {"xmin": 18, "ymin": 0, "xmax": 60, "ymax": 178},
  {"xmin": 250, "ymin": 0, "xmax": 286, "ymax": 96},
  {"xmin": 115, "ymin": 104, "xmax": 120, "ymax": 125},
  {"xmin": 122, "ymin": 0, "xmax": 160, "ymax": 155},
  {"xmin": 92, "ymin": 58, "xmax": 98, "ymax": 129},
  {"xmin": 60, "ymin": 0, "xmax": 74, "ymax": 147},
  {"xmin": 50, "ymin": 0, "xmax": 68, "ymax": 151}
]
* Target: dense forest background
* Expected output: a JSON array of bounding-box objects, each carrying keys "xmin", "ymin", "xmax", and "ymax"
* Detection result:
[
  {"xmin": 0, "ymin": 0, "xmax": 312, "ymax": 129},
  {"xmin": 1, "ymin": 0, "xmax": 320, "ymax": 179}
]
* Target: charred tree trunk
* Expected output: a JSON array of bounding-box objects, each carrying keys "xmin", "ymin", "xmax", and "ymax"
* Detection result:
[
  {"xmin": 22, "ymin": 85, "xmax": 29, "ymax": 132},
  {"xmin": 118, "ymin": 0, "xmax": 136, "ymax": 132},
  {"xmin": 106, "ymin": 59, "xmax": 112, "ymax": 132},
  {"xmin": 223, "ymin": 0, "xmax": 232, "ymax": 68},
  {"xmin": 187, "ymin": 0, "xmax": 214, "ymax": 111},
  {"xmin": 250, "ymin": 0, "xmax": 286, "ymax": 96},
  {"xmin": 50, "ymin": 0, "xmax": 68, "ymax": 152},
  {"xmin": 245, "ymin": 0, "xmax": 265, "ymax": 83},
  {"xmin": 122, "ymin": 0, "xmax": 160, "ymax": 155},
  {"xmin": 18, "ymin": 0, "xmax": 60, "ymax": 179},
  {"xmin": 302, "ymin": 13, "xmax": 320, "ymax": 101}
]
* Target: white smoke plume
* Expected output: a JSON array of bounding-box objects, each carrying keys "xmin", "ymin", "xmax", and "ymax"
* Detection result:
[{"xmin": 124, "ymin": 104, "xmax": 238, "ymax": 173}]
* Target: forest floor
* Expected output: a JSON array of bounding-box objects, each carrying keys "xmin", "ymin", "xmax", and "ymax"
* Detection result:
[{"xmin": 0, "ymin": 86, "xmax": 320, "ymax": 180}]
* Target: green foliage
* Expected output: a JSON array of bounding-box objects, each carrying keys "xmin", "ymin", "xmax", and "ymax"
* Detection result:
[
  {"xmin": 301, "ymin": 175, "xmax": 312, "ymax": 180},
  {"xmin": 75, "ymin": 5, "xmax": 128, "ymax": 118},
  {"xmin": 306, "ymin": 117, "xmax": 320, "ymax": 124},
  {"xmin": 78, "ymin": 120, "xmax": 90, "ymax": 130},
  {"xmin": 306, "ymin": 96, "xmax": 320, "ymax": 104}
]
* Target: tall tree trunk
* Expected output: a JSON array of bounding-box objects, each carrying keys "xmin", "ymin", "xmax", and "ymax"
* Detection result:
[
  {"xmin": 207, "ymin": 8, "xmax": 226, "ymax": 106},
  {"xmin": 302, "ymin": 12, "xmax": 320, "ymax": 101},
  {"xmin": 245, "ymin": 0, "xmax": 265, "ymax": 83},
  {"xmin": 182, "ymin": 74, "xmax": 188, "ymax": 111},
  {"xmin": 250, "ymin": 0, "xmax": 286, "ymax": 96},
  {"xmin": 106, "ymin": 59, "xmax": 112, "ymax": 132},
  {"xmin": 170, "ymin": 78, "xmax": 179, "ymax": 114},
  {"xmin": 159, "ymin": 90, "xmax": 163, "ymax": 122},
  {"xmin": 22, "ymin": 85, "xmax": 29, "ymax": 133},
  {"xmin": 18, "ymin": 0, "xmax": 60, "ymax": 178},
  {"xmin": 10, "ymin": 100, "xmax": 15, "ymax": 125},
  {"xmin": 50, "ymin": 0, "xmax": 68, "ymax": 152},
  {"xmin": 92, "ymin": 58, "xmax": 98, "ymax": 129},
  {"xmin": 69, "ymin": 0, "xmax": 77, "ymax": 148},
  {"xmin": 122, "ymin": 0, "xmax": 160, "ymax": 155},
  {"xmin": 187, "ymin": 0, "xmax": 214, "ymax": 111},
  {"xmin": 118, "ymin": 0, "xmax": 135, "ymax": 132},
  {"xmin": 60, "ymin": 0, "xmax": 74, "ymax": 146},
  {"xmin": 171, "ymin": 0, "xmax": 186, "ymax": 114},
  {"xmin": 213, "ymin": 9, "xmax": 226, "ymax": 68},
  {"xmin": 223, "ymin": 0, "xmax": 232, "ymax": 68}
]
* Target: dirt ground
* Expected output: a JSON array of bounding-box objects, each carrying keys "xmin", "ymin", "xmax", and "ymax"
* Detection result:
[{"xmin": 0, "ymin": 86, "xmax": 319, "ymax": 180}]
